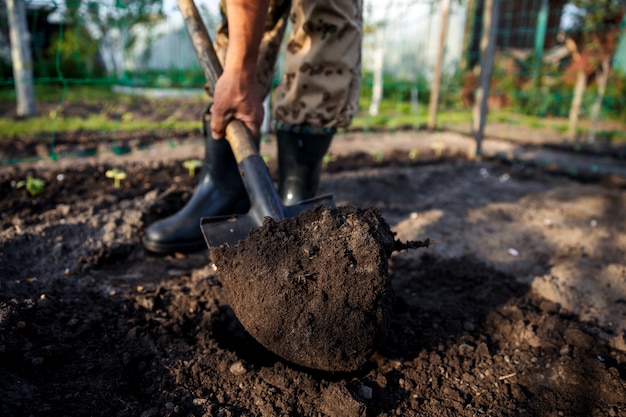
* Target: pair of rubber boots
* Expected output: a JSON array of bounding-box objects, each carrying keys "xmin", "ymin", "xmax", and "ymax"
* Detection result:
[{"xmin": 142, "ymin": 114, "xmax": 333, "ymax": 254}]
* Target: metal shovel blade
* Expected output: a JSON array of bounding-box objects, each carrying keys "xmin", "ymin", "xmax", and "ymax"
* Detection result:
[{"xmin": 201, "ymin": 193, "xmax": 333, "ymax": 247}]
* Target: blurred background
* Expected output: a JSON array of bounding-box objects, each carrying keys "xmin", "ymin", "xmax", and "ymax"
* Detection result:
[{"xmin": 1, "ymin": 0, "xmax": 625, "ymax": 164}]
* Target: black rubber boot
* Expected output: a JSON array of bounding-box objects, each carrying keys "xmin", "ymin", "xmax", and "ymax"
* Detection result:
[
  {"xmin": 143, "ymin": 112, "xmax": 250, "ymax": 254},
  {"xmin": 277, "ymin": 129, "xmax": 334, "ymax": 206}
]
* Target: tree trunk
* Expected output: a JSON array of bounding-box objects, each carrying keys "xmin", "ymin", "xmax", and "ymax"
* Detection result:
[
  {"xmin": 7, "ymin": 0, "xmax": 36, "ymax": 117},
  {"xmin": 427, "ymin": 0, "xmax": 451, "ymax": 130},
  {"xmin": 567, "ymin": 70, "xmax": 587, "ymax": 141}
]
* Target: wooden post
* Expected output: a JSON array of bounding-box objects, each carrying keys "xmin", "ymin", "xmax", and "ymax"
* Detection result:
[
  {"xmin": 427, "ymin": 0, "xmax": 451, "ymax": 130},
  {"xmin": 7, "ymin": 0, "xmax": 36, "ymax": 117},
  {"xmin": 472, "ymin": 0, "xmax": 500, "ymax": 157},
  {"xmin": 566, "ymin": 38, "xmax": 586, "ymax": 142},
  {"xmin": 588, "ymin": 56, "xmax": 610, "ymax": 142}
]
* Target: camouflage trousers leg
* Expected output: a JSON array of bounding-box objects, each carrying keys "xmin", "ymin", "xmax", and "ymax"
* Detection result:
[{"xmin": 215, "ymin": 0, "xmax": 363, "ymax": 131}]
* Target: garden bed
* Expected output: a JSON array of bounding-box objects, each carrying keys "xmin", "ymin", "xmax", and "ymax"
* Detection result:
[{"xmin": 1, "ymin": 120, "xmax": 625, "ymax": 416}]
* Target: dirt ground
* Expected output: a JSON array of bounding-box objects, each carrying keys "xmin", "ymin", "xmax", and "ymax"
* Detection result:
[{"xmin": 1, "ymin": 98, "xmax": 626, "ymax": 416}]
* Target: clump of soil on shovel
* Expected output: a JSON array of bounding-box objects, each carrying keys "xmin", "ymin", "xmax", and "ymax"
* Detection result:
[{"xmin": 210, "ymin": 205, "xmax": 430, "ymax": 372}]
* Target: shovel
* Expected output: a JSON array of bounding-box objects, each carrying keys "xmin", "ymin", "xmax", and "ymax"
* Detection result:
[
  {"xmin": 177, "ymin": 0, "xmax": 332, "ymax": 247},
  {"xmin": 177, "ymin": 0, "xmax": 433, "ymax": 373}
]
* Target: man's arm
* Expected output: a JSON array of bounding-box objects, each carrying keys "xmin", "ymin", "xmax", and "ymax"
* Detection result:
[{"xmin": 210, "ymin": 0, "xmax": 270, "ymax": 141}]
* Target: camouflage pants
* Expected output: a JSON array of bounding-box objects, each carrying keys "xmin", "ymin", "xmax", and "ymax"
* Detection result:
[{"xmin": 215, "ymin": 0, "xmax": 363, "ymax": 130}]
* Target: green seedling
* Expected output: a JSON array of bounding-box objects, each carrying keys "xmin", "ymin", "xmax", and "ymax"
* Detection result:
[
  {"xmin": 409, "ymin": 149, "xmax": 420, "ymax": 160},
  {"xmin": 431, "ymin": 141, "xmax": 445, "ymax": 158},
  {"xmin": 370, "ymin": 150, "xmax": 385, "ymax": 163},
  {"xmin": 262, "ymin": 154, "xmax": 271, "ymax": 165},
  {"xmin": 322, "ymin": 154, "xmax": 335, "ymax": 169},
  {"xmin": 17, "ymin": 176, "xmax": 45, "ymax": 197},
  {"xmin": 105, "ymin": 168, "xmax": 127, "ymax": 188},
  {"xmin": 183, "ymin": 159, "xmax": 203, "ymax": 177}
]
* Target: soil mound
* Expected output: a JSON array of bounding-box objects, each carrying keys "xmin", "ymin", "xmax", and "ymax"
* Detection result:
[{"xmin": 210, "ymin": 205, "xmax": 398, "ymax": 372}]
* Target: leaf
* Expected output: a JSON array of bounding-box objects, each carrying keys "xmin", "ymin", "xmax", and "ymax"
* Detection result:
[
  {"xmin": 182, "ymin": 159, "xmax": 203, "ymax": 177},
  {"xmin": 17, "ymin": 176, "xmax": 45, "ymax": 197},
  {"xmin": 105, "ymin": 168, "xmax": 127, "ymax": 188}
]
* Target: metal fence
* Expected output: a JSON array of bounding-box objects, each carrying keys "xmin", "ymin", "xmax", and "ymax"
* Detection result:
[{"xmin": 1, "ymin": 0, "xmax": 625, "ymax": 161}]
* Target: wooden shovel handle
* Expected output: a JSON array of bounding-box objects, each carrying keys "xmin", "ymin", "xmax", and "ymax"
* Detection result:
[{"xmin": 177, "ymin": 0, "xmax": 258, "ymax": 163}]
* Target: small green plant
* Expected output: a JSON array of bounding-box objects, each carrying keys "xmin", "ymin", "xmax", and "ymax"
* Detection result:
[
  {"xmin": 370, "ymin": 150, "xmax": 385, "ymax": 163},
  {"xmin": 553, "ymin": 124, "xmax": 568, "ymax": 134},
  {"xmin": 105, "ymin": 168, "xmax": 127, "ymax": 188},
  {"xmin": 408, "ymin": 149, "xmax": 420, "ymax": 160},
  {"xmin": 183, "ymin": 159, "xmax": 202, "ymax": 177},
  {"xmin": 262, "ymin": 154, "xmax": 271, "ymax": 165},
  {"xmin": 431, "ymin": 140, "xmax": 445, "ymax": 158},
  {"xmin": 322, "ymin": 154, "xmax": 335, "ymax": 169},
  {"xmin": 17, "ymin": 176, "xmax": 45, "ymax": 196}
]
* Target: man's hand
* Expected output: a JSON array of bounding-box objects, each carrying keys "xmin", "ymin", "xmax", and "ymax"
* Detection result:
[
  {"xmin": 210, "ymin": 68, "xmax": 264, "ymax": 141},
  {"xmin": 209, "ymin": 0, "xmax": 270, "ymax": 142}
]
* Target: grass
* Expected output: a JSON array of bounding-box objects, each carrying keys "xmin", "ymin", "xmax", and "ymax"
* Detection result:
[
  {"xmin": 2, "ymin": 84, "xmax": 625, "ymax": 144},
  {"xmin": 0, "ymin": 84, "xmax": 202, "ymax": 137},
  {"xmin": 486, "ymin": 110, "xmax": 626, "ymax": 142},
  {"xmin": 351, "ymin": 99, "xmax": 474, "ymax": 131},
  {"xmin": 351, "ymin": 111, "xmax": 474, "ymax": 131},
  {"xmin": 0, "ymin": 83, "xmax": 123, "ymax": 104},
  {"xmin": 0, "ymin": 114, "xmax": 199, "ymax": 137}
]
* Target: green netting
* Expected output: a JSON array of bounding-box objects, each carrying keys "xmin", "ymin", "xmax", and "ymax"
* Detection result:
[{"xmin": 1, "ymin": 0, "xmax": 625, "ymax": 164}]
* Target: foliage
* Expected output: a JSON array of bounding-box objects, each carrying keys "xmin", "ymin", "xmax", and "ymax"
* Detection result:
[
  {"xmin": 604, "ymin": 70, "xmax": 626, "ymax": 122},
  {"xmin": 44, "ymin": 25, "xmax": 106, "ymax": 79},
  {"xmin": 486, "ymin": 50, "xmax": 624, "ymax": 119},
  {"xmin": 361, "ymin": 71, "xmax": 431, "ymax": 105},
  {"xmin": 501, "ymin": 54, "xmax": 586, "ymax": 117},
  {"xmin": 80, "ymin": 0, "xmax": 164, "ymax": 73},
  {"xmin": 38, "ymin": 0, "xmax": 165, "ymax": 79},
  {"xmin": 563, "ymin": 0, "xmax": 624, "ymax": 82},
  {"xmin": 514, "ymin": 82, "xmax": 589, "ymax": 118},
  {"xmin": 565, "ymin": 0, "xmax": 625, "ymax": 34},
  {"xmin": 360, "ymin": 68, "xmax": 466, "ymax": 114},
  {"xmin": 64, "ymin": 0, "xmax": 164, "ymax": 45},
  {"xmin": 0, "ymin": 1, "xmax": 164, "ymax": 81},
  {"xmin": 438, "ymin": 70, "xmax": 465, "ymax": 110},
  {"xmin": 122, "ymin": 67, "xmax": 206, "ymax": 88}
]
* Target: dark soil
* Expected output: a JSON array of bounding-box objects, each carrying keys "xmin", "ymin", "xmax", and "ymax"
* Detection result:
[
  {"xmin": 1, "ymin": 98, "xmax": 625, "ymax": 416},
  {"xmin": 211, "ymin": 205, "xmax": 404, "ymax": 372}
]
